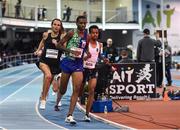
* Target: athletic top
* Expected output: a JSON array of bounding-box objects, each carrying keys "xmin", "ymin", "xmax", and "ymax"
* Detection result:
[
  {"xmin": 40, "ymin": 33, "xmax": 63, "ymax": 66},
  {"xmin": 36, "ymin": 33, "xmax": 63, "ymax": 74},
  {"xmin": 60, "ymin": 29, "xmax": 87, "ymax": 74},
  {"xmin": 84, "ymin": 41, "xmax": 100, "ymax": 69},
  {"xmin": 66, "ymin": 29, "xmax": 87, "ymax": 60}
]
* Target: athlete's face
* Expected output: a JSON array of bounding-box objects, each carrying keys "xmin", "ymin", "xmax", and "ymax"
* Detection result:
[
  {"xmin": 77, "ymin": 18, "xmax": 87, "ymax": 31},
  {"xmin": 90, "ymin": 28, "xmax": 99, "ymax": 40},
  {"xmin": 52, "ymin": 20, "xmax": 61, "ymax": 33}
]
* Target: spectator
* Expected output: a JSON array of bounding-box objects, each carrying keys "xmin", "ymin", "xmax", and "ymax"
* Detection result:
[
  {"xmin": 136, "ymin": 28, "xmax": 156, "ymax": 62},
  {"xmin": 14, "ymin": 34, "xmax": 23, "ymax": 53},
  {"xmin": 42, "ymin": 5, "xmax": 47, "ymax": 20},
  {"xmin": 118, "ymin": 49, "xmax": 134, "ymax": 63},
  {"xmin": 1, "ymin": 0, "xmax": 6, "ymax": 17},
  {"xmin": 62, "ymin": 5, "xmax": 67, "ymax": 21},
  {"xmin": 30, "ymin": 8, "xmax": 34, "ymax": 20},
  {"xmin": 103, "ymin": 38, "xmax": 117, "ymax": 63},
  {"xmin": 66, "ymin": 6, "xmax": 72, "ymax": 22},
  {"xmin": 38, "ymin": 5, "xmax": 43, "ymax": 20},
  {"xmin": 15, "ymin": 0, "xmax": 21, "ymax": 18},
  {"xmin": 82, "ymin": 11, "xmax": 87, "ymax": 18},
  {"xmin": 154, "ymin": 31, "xmax": 163, "ymax": 87},
  {"xmin": 164, "ymin": 41, "xmax": 172, "ymax": 86},
  {"xmin": 96, "ymin": 16, "xmax": 101, "ymax": 23},
  {"xmin": 126, "ymin": 44, "xmax": 133, "ymax": 59}
]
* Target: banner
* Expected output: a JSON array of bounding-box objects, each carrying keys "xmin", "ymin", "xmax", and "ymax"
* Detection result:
[{"xmin": 107, "ymin": 63, "xmax": 156, "ymax": 100}]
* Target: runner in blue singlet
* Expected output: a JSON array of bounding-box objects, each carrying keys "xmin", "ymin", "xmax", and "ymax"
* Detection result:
[{"xmin": 54, "ymin": 15, "xmax": 89, "ymax": 124}]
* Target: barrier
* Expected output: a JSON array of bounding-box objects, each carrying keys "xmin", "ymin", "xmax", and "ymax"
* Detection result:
[{"xmin": 95, "ymin": 63, "xmax": 156, "ymax": 100}]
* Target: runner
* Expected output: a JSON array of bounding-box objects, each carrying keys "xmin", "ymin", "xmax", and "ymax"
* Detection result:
[
  {"xmin": 53, "ymin": 15, "xmax": 89, "ymax": 124},
  {"xmin": 34, "ymin": 18, "xmax": 65, "ymax": 110},
  {"xmin": 82, "ymin": 25, "xmax": 107, "ymax": 122}
]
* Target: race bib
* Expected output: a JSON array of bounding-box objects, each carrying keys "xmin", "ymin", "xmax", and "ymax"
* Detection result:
[
  {"xmin": 83, "ymin": 60, "xmax": 96, "ymax": 69},
  {"xmin": 69, "ymin": 47, "xmax": 83, "ymax": 58},
  {"xmin": 45, "ymin": 49, "xmax": 58, "ymax": 59}
]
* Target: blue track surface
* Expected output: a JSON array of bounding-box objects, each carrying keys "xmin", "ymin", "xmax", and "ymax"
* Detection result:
[
  {"xmin": 0, "ymin": 64, "xmax": 128, "ymax": 130},
  {"xmin": 39, "ymin": 88, "xmax": 120, "ymax": 130},
  {"xmin": 0, "ymin": 64, "xmax": 179, "ymax": 130},
  {"xmin": 0, "ymin": 71, "xmax": 41, "ymax": 101}
]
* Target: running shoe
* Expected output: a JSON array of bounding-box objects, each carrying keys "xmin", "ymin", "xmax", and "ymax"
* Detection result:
[
  {"xmin": 39, "ymin": 100, "xmax": 46, "ymax": 110},
  {"xmin": 52, "ymin": 91, "xmax": 56, "ymax": 96},
  {"xmin": 65, "ymin": 115, "xmax": 76, "ymax": 124},
  {"xmin": 84, "ymin": 115, "xmax": 91, "ymax": 122},
  {"xmin": 54, "ymin": 105, "xmax": 60, "ymax": 111},
  {"xmin": 58, "ymin": 101, "xmax": 62, "ymax": 107}
]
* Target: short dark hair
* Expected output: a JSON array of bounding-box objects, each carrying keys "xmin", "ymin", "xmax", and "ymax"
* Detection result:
[
  {"xmin": 143, "ymin": 28, "xmax": 150, "ymax": 35},
  {"xmin": 89, "ymin": 25, "xmax": 99, "ymax": 33},
  {"xmin": 121, "ymin": 49, "xmax": 128, "ymax": 57},
  {"xmin": 76, "ymin": 15, "xmax": 87, "ymax": 23}
]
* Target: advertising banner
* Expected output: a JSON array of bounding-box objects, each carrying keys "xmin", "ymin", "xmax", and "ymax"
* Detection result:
[{"xmin": 108, "ymin": 63, "xmax": 156, "ymax": 100}]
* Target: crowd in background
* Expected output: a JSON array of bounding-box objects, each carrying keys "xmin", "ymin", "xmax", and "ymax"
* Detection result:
[
  {"xmin": 0, "ymin": 34, "xmax": 38, "ymax": 56},
  {"xmin": 0, "ymin": 0, "xmax": 72, "ymax": 21},
  {"xmin": 0, "ymin": 28, "xmax": 180, "ymax": 70},
  {"xmin": 0, "ymin": 0, "xmax": 180, "ymax": 84}
]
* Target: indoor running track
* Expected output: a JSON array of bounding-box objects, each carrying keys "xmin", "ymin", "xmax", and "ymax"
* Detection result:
[{"xmin": 0, "ymin": 64, "xmax": 132, "ymax": 130}]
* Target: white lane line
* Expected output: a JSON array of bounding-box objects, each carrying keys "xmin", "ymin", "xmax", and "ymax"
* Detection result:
[
  {"xmin": 35, "ymin": 77, "xmax": 73, "ymax": 130},
  {"xmin": 0, "ymin": 73, "xmax": 66, "ymax": 130},
  {"xmin": 0, "ymin": 70, "xmax": 38, "ymax": 88},
  {"xmin": 35, "ymin": 101, "xmax": 68, "ymax": 130},
  {"xmin": 0, "ymin": 74, "xmax": 42, "ymax": 105},
  {"xmin": 76, "ymin": 102, "xmax": 137, "ymax": 130}
]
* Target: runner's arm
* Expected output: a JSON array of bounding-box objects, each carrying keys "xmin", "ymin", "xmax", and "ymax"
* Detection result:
[{"xmin": 34, "ymin": 32, "xmax": 48, "ymax": 56}]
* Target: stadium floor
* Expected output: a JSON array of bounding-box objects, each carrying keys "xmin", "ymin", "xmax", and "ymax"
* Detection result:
[{"xmin": 0, "ymin": 64, "xmax": 179, "ymax": 130}]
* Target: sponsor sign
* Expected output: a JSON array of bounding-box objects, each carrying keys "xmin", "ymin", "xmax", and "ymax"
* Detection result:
[{"xmin": 107, "ymin": 63, "xmax": 156, "ymax": 100}]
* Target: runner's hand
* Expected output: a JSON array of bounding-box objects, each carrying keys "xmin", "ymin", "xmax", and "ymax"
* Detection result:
[
  {"xmin": 34, "ymin": 50, "xmax": 42, "ymax": 57},
  {"xmin": 71, "ymin": 50, "xmax": 81, "ymax": 56}
]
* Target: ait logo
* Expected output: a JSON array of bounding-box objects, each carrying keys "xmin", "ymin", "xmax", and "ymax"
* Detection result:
[
  {"xmin": 135, "ymin": 64, "xmax": 153, "ymax": 83},
  {"xmin": 108, "ymin": 63, "xmax": 156, "ymax": 99},
  {"xmin": 142, "ymin": 4, "xmax": 175, "ymax": 28},
  {"xmin": 110, "ymin": 64, "xmax": 154, "ymax": 84}
]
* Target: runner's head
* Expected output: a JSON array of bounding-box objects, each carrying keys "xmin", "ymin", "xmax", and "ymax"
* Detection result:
[
  {"xmin": 89, "ymin": 25, "xmax": 99, "ymax": 40},
  {"xmin": 76, "ymin": 15, "xmax": 87, "ymax": 31},
  {"xmin": 51, "ymin": 18, "xmax": 64, "ymax": 34}
]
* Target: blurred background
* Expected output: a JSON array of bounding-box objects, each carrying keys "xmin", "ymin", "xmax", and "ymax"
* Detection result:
[{"xmin": 0, "ymin": 0, "xmax": 179, "ymax": 70}]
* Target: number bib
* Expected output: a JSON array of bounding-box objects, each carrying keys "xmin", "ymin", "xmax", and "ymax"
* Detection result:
[
  {"xmin": 69, "ymin": 47, "xmax": 83, "ymax": 58},
  {"xmin": 83, "ymin": 60, "xmax": 96, "ymax": 69},
  {"xmin": 45, "ymin": 49, "xmax": 58, "ymax": 59}
]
